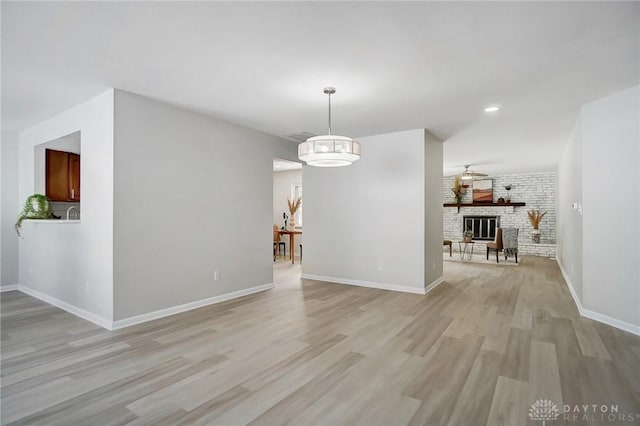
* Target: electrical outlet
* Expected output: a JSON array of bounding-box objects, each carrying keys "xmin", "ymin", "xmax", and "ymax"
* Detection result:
[
  {"xmin": 378, "ymin": 262, "xmax": 384, "ymax": 271},
  {"xmin": 214, "ymin": 271, "xmax": 220, "ymax": 281}
]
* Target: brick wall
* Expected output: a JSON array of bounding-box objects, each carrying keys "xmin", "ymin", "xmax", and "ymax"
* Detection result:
[{"xmin": 443, "ymin": 172, "xmax": 556, "ymax": 257}]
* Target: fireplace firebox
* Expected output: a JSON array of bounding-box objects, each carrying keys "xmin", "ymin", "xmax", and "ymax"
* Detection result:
[{"xmin": 463, "ymin": 215, "xmax": 500, "ymax": 241}]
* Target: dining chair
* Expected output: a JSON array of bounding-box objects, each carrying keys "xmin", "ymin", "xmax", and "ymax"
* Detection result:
[
  {"xmin": 443, "ymin": 240, "xmax": 452, "ymax": 257},
  {"xmin": 486, "ymin": 228, "xmax": 503, "ymax": 263},
  {"xmin": 273, "ymin": 225, "xmax": 285, "ymax": 260}
]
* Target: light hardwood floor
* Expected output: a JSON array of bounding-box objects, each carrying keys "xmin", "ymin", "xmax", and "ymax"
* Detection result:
[{"xmin": 1, "ymin": 256, "xmax": 639, "ymax": 425}]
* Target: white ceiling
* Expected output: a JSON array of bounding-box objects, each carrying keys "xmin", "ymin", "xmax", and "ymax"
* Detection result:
[{"xmin": 3, "ymin": 2, "xmax": 638, "ymax": 176}]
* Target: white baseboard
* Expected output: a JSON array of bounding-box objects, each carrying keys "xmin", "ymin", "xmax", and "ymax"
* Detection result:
[
  {"xmin": 301, "ymin": 274, "xmax": 428, "ymax": 295},
  {"xmin": 556, "ymin": 260, "xmax": 640, "ymax": 336},
  {"xmin": 111, "ymin": 283, "xmax": 274, "ymax": 330},
  {"xmin": 425, "ymin": 276, "xmax": 445, "ymax": 294},
  {"xmin": 556, "ymin": 259, "xmax": 583, "ymax": 312},
  {"xmin": 580, "ymin": 307, "xmax": 640, "ymax": 336},
  {"xmin": 0, "ymin": 285, "xmax": 19, "ymax": 292},
  {"xmin": 17, "ymin": 285, "xmax": 113, "ymax": 330},
  {"xmin": 10, "ymin": 283, "xmax": 274, "ymax": 331}
]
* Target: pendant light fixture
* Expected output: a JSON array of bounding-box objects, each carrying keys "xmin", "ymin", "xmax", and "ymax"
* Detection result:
[{"xmin": 298, "ymin": 87, "xmax": 361, "ymax": 167}]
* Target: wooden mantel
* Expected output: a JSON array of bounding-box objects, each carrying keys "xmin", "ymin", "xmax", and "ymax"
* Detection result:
[{"xmin": 443, "ymin": 202, "xmax": 526, "ymax": 213}]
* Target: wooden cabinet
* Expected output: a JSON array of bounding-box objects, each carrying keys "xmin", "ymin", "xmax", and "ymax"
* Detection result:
[
  {"xmin": 46, "ymin": 149, "xmax": 80, "ymax": 202},
  {"xmin": 68, "ymin": 153, "xmax": 80, "ymax": 201}
]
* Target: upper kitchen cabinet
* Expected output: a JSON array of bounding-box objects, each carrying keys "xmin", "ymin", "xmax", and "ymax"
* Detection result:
[
  {"xmin": 46, "ymin": 149, "xmax": 80, "ymax": 201},
  {"xmin": 68, "ymin": 152, "xmax": 80, "ymax": 201}
]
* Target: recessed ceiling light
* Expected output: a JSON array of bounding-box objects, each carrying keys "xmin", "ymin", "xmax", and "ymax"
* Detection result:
[{"xmin": 484, "ymin": 105, "xmax": 501, "ymax": 113}]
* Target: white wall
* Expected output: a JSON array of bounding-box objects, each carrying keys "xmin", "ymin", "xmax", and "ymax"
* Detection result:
[
  {"xmin": 302, "ymin": 129, "xmax": 441, "ymax": 293},
  {"xmin": 558, "ymin": 85, "xmax": 640, "ymax": 332},
  {"xmin": 424, "ymin": 130, "xmax": 443, "ymax": 286},
  {"xmin": 557, "ymin": 119, "xmax": 583, "ymax": 299},
  {"xmin": 581, "ymin": 86, "xmax": 639, "ymax": 329},
  {"xmin": 1, "ymin": 131, "xmax": 20, "ymax": 288},
  {"xmin": 273, "ymin": 169, "xmax": 302, "ymax": 255},
  {"xmin": 18, "ymin": 89, "xmax": 114, "ymax": 323},
  {"xmin": 113, "ymin": 90, "xmax": 298, "ymax": 320}
]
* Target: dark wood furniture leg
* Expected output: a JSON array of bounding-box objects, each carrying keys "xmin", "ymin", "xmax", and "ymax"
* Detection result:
[{"xmin": 290, "ymin": 233, "xmax": 295, "ymax": 264}]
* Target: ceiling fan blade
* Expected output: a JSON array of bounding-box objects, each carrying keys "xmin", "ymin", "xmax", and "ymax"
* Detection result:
[{"xmin": 460, "ymin": 164, "xmax": 488, "ymax": 178}]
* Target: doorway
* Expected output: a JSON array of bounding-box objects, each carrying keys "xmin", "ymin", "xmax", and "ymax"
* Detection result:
[{"xmin": 273, "ymin": 158, "xmax": 303, "ymax": 268}]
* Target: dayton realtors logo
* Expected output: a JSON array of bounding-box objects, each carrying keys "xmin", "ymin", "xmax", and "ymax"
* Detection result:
[
  {"xmin": 529, "ymin": 399, "xmax": 640, "ymax": 424},
  {"xmin": 529, "ymin": 399, "xmax": 560, "ymax": 425}
]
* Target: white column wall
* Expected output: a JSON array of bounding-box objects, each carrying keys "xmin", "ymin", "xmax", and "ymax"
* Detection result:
[
  {"xmin": 302, "ymin": 129, "xmax": 435, "ymax": 293},
  {"xmin": 113, "ymin": 90, "xmax": 298, "ymax": 321},
  {"xmin": 424, "ymin": 130, "xmax": 444, "ymax": 287},
  {"xmin": 17, "ymin": 89, "xmax": 115, "ymax": 324},
  {"xmin": 581, "ymin": 86, "xmax": 639, "ymax": 329},
  {"xmin": 1, "ymin": 131, "xmax": 20, "ymax": 288},
  {"xmin": 557, "ymin": 119, "xmax": 583, "ymax": 299},
  {"xmin": 558, "ymin": 85, "xmax": 640, "ymax": 333}
]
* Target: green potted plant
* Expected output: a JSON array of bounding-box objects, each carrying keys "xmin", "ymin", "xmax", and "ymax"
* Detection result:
[
  {"xmin": 15, "ymin": 194, "xmax": 53, "ymax": 237},
  {"xmin": 463, "ymin": 230, "xmax": 474, "ymax": 243}
]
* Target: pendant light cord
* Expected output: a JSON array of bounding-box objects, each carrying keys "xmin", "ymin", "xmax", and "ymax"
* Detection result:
[{"xmin": 327, "ymin": 91, "xmax": 332, "ymax": 136}]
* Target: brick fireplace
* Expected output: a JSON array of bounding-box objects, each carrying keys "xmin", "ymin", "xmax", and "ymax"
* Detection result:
[{"xmin": 443, "ymin": 172, "xmax": 558, "ymax": 257}]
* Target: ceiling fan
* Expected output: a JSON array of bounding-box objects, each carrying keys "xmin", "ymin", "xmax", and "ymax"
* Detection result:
[{"xmin": 460, "ymin": 164, "xmax": 488, "ymax": 181}]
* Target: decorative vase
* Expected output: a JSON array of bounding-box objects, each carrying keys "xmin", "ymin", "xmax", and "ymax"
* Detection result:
[
  {"xmin": 464, "ymin": 236, "xmax": 472, "ymax": 243},
  {"xmin": 289, "ymin": 217, "xmax": 296, "ymax": 230},
  {"xmin": 531, "ymin": 229, "xmax": 541, "ymax": 243}
]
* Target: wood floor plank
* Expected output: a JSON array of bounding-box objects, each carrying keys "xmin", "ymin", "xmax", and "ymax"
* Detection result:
[
  {"xmin": 486, "ymin": 376, "xmax": 530, "ymax": 426},
  {"xmin": 403, "ymin": 333, "xmax": 484, "ymax": 424},
  {"xmin": 500, "ymin": 327, "xmax": 531, "ymax": 381},
  {"xmin": 247, "ymin": 351, "xmax": 365, "ymax": 425},
  {"xmin": 528, "ymin": 340, "xmax": 563, "ymax": 406},
  {"xmin": 446, "ymin": 350, "xmax": 503, "ymax": 426},
  {"xmin": 571, "ymin": 318, "xmax": 612, "ymax": 360}
]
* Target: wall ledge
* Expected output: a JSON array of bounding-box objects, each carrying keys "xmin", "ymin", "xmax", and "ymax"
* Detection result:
[{"xmin": 556, "ymin": 259, "xmax": 640, "ymax": 336}]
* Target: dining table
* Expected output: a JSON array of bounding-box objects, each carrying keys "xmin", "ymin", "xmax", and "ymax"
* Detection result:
[{"xmin": 278, "ymin": 229, "xmax": 302, "ymax": 264}]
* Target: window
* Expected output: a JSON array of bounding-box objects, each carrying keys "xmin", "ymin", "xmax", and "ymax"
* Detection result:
[{"xmin": 292, "ymin": 184, "xmax": 302, "ymax": 227}]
